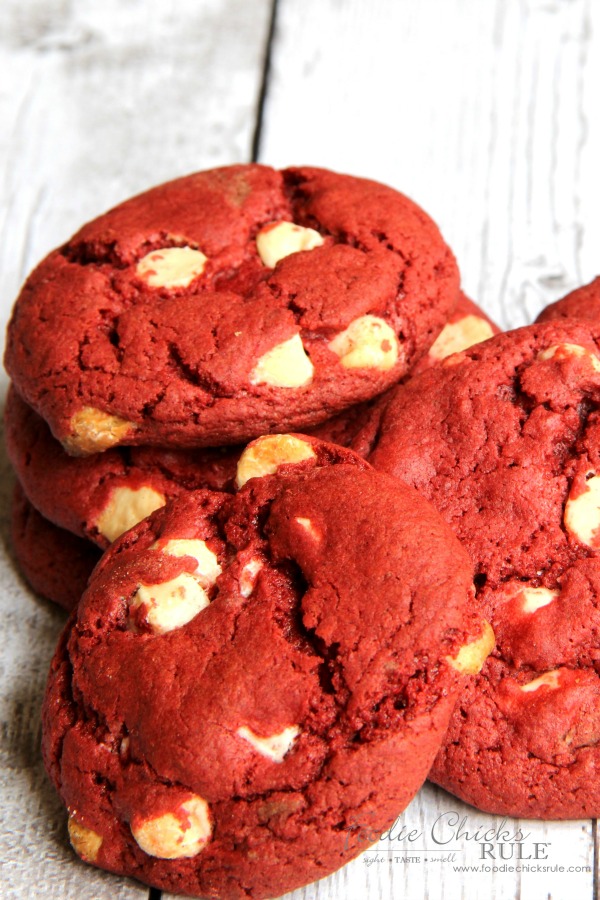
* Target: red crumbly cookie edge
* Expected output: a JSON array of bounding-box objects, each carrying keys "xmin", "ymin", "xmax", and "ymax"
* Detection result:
[{"xmin": 11, "ymin": 482, "xmax": 100, "ymax": 611}]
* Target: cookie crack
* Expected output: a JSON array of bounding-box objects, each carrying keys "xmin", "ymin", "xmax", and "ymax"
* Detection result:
[
  {"xmin": 60, "ymin": 239, "xmax": 127, "ymax": 268},
  {"xmin": 165, "ymin": 342, "xmax": 222, "ymax": 398}
]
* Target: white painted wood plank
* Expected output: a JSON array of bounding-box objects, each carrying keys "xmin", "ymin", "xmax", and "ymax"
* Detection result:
[
  {"xmin": 0, "ymin": 1, "xmax": 272, "ymax": 897},
  {"xmin": 259, "ymin": 0, "xmax": 600, "ymax": 332},
  {"xmin": 256, "ymin": 0, "xmax": 599, "ymax": 898}
]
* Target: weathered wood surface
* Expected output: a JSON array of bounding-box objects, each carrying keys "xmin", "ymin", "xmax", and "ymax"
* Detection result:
[
  {"xmin": 2, "ymin": 0, "xmax": 600, "ymax": 898},
  {"xmin": 0, "ymin": 1, "xmax": 273, "ymax": 898},
  {"xmin": 260, "ymin": 0, "xmax": 599, "ymax": 331}
]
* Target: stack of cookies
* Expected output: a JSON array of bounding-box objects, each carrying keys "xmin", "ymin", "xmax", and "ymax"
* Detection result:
[
  {"xmin": 4, "ymin": 165, "xmax": 498, "ymax": 611},
  {"xmin": 7, "ymin": 163, "xmax": 595, "ymax": 898}
]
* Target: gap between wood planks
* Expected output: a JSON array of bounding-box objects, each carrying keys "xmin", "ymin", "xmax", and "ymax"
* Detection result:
[{"xmin": 251, "ymin": 0, "xmax": 279, "ymax": 163}]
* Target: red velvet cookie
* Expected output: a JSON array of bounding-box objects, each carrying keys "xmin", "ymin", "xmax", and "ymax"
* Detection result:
[
  {"xmin": 365, "ymin": 320, "xmax": 600, "ymax": 818},
  {"xmin": 43, "ymin": 437, "xmax": 490, "ymax": 898},
  {"xmin": 5, "ymin": 164, "xmax": 459, "ymax": 456},
  {"xmin": 535, "ymin": 276, "xmax": 600, "ymax": 324},
  {"xmin": 11, "ymin": 484, "xmax": 100, "ymax": 611}
]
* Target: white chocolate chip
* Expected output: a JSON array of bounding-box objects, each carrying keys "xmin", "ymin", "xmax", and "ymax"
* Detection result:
[
  {"xmin": 446, "ymin": 621, "xmax": 495, "ymax": 675},
  {"xmin": 95, "ymin": 486, "xmax": 166, "ymax": 543},
  {"xmin": 328, "ymin": 315, "xmax": 399, "ymax": 371},
  {"xmin": 136, "ymin": 247, "xmax": 208, "ymax": 288},
  {"xmin": 68, "ymin": 816, "xmax": 103, "ymax": 863},
  {"xmin": 156, "ymin": 539, "xmax": 221, "ymax": 588},
  {"xmin": 537, "ymin": 343, "xmax": 600, "ymax": 372},
  {"xmin": 295, "ymin": 517, "xmax": 320, "ymax": 541},
  {"xmin": 250, "ymin": 334, "xmax": 314, "ymax": 388},
  {"xmin": 239, "ymin": 558, "xmax": 263, "ymax": 598},
  {"xmin": 237, "ymin": 725, "xmax": 300, "ymax": 762},
  {"xmin": 564, "ymin": 474, "xmax": 600, "ymax": 547},
  {"xmin": 235, "ymin": 434, "xmax": 317, "ymax": 488},
  {"xmin": 130, "ymin": 574, "xmax": 210, "ymax": 634},
  {"xmin": 132, "ymin": 795, "xmax": 212, "ymax": 859},
  {"xmin": 520, "ymin": 586, "xmax": 559, "ymax": 614},
  {"xmin": 520, "ymin": 670, "xmax": 561, "ymax": 693},
  {"xmin": 63, "ymin": 408, "xmax": 135, "ymax": 455},
  {"xmin": 428, "ymin": 315, "xmax": 495, "ymax": 361},
  {"xmin": 256, "ymin": 221, "xmax": 324, "ymax": 268}
]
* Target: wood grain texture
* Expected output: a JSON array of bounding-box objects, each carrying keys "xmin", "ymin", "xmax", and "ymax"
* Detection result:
[
  {"xmin": 2, "ymin": 0, "xmax": 600, "ymax": 898},
  {"xmin": 0, "ymin": 1, "xmax": 272, "ymax": 897},
  {"xmin": 259, "ymin": 0, "xmax": 600, "ymax": 333}
]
